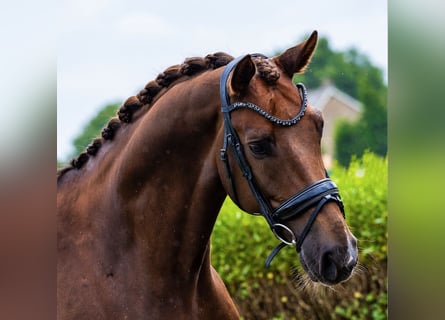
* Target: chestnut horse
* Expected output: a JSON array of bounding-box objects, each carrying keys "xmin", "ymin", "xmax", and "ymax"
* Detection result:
[{"xmin": 57, "ymin": 31, "xmax": 357, "ymax": 319}]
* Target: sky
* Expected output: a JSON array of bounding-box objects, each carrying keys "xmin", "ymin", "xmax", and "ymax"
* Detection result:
[{"xmin": 57, "ymin": 0, "xmax": 387, "ymax": 161}]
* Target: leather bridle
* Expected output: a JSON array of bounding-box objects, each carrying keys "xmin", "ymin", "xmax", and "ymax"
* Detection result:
[{"xmin": 219, "ymin": 55, "xmax": 345, "ymax": 267}]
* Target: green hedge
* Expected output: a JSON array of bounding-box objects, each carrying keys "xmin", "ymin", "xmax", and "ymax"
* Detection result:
[
  {"xmin": 331, "ymin": 151, "xmax": 387, "ymax": 263},
  {"xmin": 211, "ymin": 152, "xmax": 387, "ymax": 319}
]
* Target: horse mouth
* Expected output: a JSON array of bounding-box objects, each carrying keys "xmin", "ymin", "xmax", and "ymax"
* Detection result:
[
  {"xmin": 299, "ymin": 250, "xmax": 356, "ymax": 286},
  {"xmin": 299, "ymin": 254, "xmax": 321, "ymax": 283}
]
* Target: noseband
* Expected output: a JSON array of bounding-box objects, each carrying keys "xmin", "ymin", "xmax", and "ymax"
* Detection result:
[{"xmin": 219, "ymin": 55, "xmax": 345, "ymax": 268}]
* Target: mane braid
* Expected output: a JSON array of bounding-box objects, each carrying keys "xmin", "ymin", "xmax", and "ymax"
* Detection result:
[
  {"xmin": 57, "ymin": 52, "xmax": 234, "ymax": 179},
  {"xmin": 253, "ymin": 56, "xmax": 280, "ymax": 84}
]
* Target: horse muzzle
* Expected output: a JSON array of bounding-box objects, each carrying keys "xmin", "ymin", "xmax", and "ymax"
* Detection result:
[
  {"xmin": 264, "ymin": 178, "xmax": 346, "ymax": 268},
  {"xmin": 300, "ymin": 231, "xmax": 358, "ymax": 285}
]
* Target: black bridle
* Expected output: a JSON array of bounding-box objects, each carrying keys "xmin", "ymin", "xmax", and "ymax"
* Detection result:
[{"xmin": 219, "ymin": 55, "xmax": 345, "ymax": 268}]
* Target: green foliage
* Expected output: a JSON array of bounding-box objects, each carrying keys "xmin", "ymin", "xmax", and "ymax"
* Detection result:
[
  {"xmin": 297, "ymin": 38, "xmax": 385, "ymax": 101},
  {"xmin": 212, "ymin": 152, "xmax": 387, "ymax": 318},
  {"xmin": 332, "ymin": 151, "xmax": 387, "ymax": 262},
  {"xmin": 70, "ymin": 102, "xmax": 120, "ymax": 159},
  {"xmin": 212, "ymin": 200, "xmax": 294, "ymax": 297},
  {"xmin": 334, "ymin": 119, "xmax": 366, "ymax": 167},
  {"xmin": 334, "ymin": 291, "xmax": 387, "ymax": 320}
]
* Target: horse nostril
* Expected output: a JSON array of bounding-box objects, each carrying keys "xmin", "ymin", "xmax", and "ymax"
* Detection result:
[
  {"xmin": 321, "ymin": 252, "xmax": 339, "ymax": 283},
  {"xmin": 320, "ymin": 248, "xmax": 356, "ymax": 284}
]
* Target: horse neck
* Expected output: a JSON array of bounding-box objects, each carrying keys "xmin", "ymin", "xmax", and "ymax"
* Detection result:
[{"xmin": 112, "ymin": 70, "xmax": 226, "ymax": 279}]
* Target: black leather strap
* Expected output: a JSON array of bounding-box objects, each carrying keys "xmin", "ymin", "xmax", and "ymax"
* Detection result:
[{"xmin": 272, "ymin": 179, "xmax": 344, "ymax": 221}]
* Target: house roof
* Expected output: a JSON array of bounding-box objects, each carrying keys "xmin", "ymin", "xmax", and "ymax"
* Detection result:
[{"xmin": 308, "ymin": 82, "xmax": 362, "ymax": 113}]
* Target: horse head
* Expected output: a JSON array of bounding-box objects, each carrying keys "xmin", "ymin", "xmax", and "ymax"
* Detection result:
[{"xmin": 217, "ymin": 31, "xmax": 358, "ymax": 285}]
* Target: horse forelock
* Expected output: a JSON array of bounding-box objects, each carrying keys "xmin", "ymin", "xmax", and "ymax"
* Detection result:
[{"xmin": 253, "ymin": 56, "xmax": 281, "ymax": 84}]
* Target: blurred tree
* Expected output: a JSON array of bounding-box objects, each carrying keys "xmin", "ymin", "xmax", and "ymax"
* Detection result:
[{"xmin": 70, "ymin": 102, "xmax": 120, "ymax": 158}]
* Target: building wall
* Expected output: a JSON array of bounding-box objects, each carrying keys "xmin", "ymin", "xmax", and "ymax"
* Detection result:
[{"xmin": 320, "ymin": 96, "xmax": 360, "ymax": 168}]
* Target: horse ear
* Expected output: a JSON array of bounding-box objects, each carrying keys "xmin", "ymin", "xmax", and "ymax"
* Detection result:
[
  {"xmin": 275, "ymin": 30, "xmax": 318, "ymax": 77},
  {"xmin": 229, "ymin": 54, "xmax": 256, "ymax": 96}
]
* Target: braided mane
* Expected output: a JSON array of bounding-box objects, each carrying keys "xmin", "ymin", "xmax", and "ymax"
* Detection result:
[{"xmin": 57, "ymin": 53, "xmax": 281, "ymax": 179}]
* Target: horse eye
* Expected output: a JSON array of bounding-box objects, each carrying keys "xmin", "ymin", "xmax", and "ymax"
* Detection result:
[{"xmin": 248, "ymin": 140, "xmax": 272, "ymax": 157}]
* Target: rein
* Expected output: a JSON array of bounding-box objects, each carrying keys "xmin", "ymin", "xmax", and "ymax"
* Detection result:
[{"xmin": 219, "ymin": 55, "xmax": 345, "ymax": 268}]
